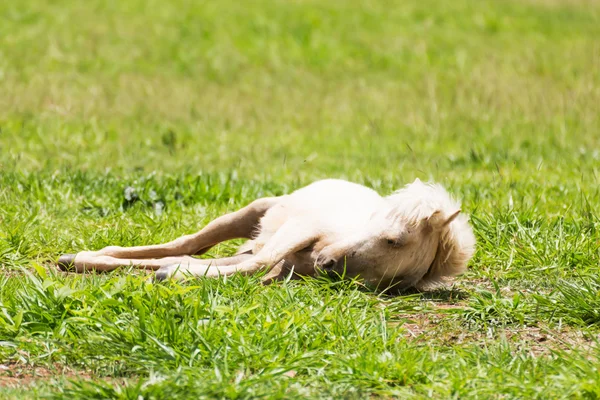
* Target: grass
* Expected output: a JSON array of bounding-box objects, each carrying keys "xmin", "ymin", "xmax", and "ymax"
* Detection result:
[{"xmin": 1, "ymin": 0, "xmax": 600, "ymax": 397}]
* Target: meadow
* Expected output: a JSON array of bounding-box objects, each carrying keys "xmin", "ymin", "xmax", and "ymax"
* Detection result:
[{"xmin": 1, "ymin": 0, "xmax": 600, "ymax": 398}]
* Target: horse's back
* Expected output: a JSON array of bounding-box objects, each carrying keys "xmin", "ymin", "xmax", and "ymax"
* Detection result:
[
  {"xmin": 289, "ymin": 179, "xmax": 383, "ymax": 209},
  {"xmin": 255, "ymin": 180, "xmax": 385, "ymax": 247}
]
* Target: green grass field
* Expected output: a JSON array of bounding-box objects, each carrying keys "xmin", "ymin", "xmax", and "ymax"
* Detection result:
[{"xmin": 1, "ymin": 0, "xmax": 600, "ymax": 398}]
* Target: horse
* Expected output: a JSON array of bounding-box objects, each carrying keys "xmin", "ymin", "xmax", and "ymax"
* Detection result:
[{"xmin": 58, "ymin": 179, "xmax": 476, "ymax": 291}]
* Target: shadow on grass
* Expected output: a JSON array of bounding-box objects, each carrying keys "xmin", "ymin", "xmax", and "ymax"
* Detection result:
[{"xmin": 380, "ymin": 286, "xmax": 470, "ymax": 302}]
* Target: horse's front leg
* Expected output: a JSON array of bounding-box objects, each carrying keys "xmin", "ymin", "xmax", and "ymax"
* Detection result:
[
  {"xmin": 156, "ymin": 219, "xmax": 319, "ymax": 280},
  {"xmin": 57, "ymin": 197, "xmax": 279, "ymax": 271},
  {"xmin": 312, "ymin": 236, "xmax": 362, "ymax": 271}
]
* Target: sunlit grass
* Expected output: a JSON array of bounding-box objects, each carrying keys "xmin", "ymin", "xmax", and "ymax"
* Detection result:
[{"xmin": 1, "ymin": 0, "xmax": 600, "ymax": 398}]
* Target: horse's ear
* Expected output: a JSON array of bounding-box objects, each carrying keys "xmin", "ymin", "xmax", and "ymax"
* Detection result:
[{"xmin": 427, "ymin": 209, "xmax": 461, "ymax": 230}]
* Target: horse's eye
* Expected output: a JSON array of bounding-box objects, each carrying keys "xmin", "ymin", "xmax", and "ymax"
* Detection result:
[{"xmin": 386, "ymin": 238, "xmax": 404, "ymax": 248}]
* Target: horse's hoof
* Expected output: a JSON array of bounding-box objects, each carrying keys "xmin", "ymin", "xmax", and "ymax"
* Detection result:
[
  {"xmin": 57, "ymin": 254, "xmax": 77, "ymax": 271},
  {"xmin": 155, "ymin": 265, "xmax": 176, "ymax": 281}
]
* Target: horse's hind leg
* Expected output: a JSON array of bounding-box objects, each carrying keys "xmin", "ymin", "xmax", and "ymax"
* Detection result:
[
  {"xmin": 62, "ymin": 252, "xmax": 254, "ymax": 273},
  {"xmin": 157, "ymin": 218, "xmax": 318, "ymax": 280},
  {"xmin": 57, "ymin": 197, "xmax": 279, "ymax": 271}
]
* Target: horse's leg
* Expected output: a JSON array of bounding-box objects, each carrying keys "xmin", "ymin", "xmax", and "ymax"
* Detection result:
[
  {"xmin": 57, "ymin": 197, "xmax": 279, "ymax": 270},
  {"xmin": 63, "ymin": 252, "xmax": 254, "ymax": 273},
  {"xmin": 260, "ymin": 261, "xmax": 289, "ymax": 284},
  {"xmin": 155, "ymin": 219, "xmax": 318, "ymax": 280}
]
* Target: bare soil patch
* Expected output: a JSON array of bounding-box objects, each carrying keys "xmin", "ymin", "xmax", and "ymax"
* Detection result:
[{"xmin": 0, "ymin": 362, "xmax": 91, "ymax": 388}]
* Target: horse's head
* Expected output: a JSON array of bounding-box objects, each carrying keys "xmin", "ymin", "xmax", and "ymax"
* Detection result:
[{"xmin": 315, "ymin": 179, "xmax": 475, "ymax": 291}]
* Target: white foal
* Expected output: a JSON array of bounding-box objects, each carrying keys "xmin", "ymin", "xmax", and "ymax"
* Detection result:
[{"xmin": 58, "ymin": 179, "xmax": 476, "ymax": 291}]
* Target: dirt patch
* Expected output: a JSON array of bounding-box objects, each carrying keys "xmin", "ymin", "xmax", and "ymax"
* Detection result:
[
  {"xmin": 395, "ymin": 305, "xmax": 597, "ymax": 356},
  {"xmin": 0, "ymin": 268, "xmax": 29, "ymax": 278},
  {"xmin": 0, "ymin": 362, "xmax": 91, "ymax": 388}
]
